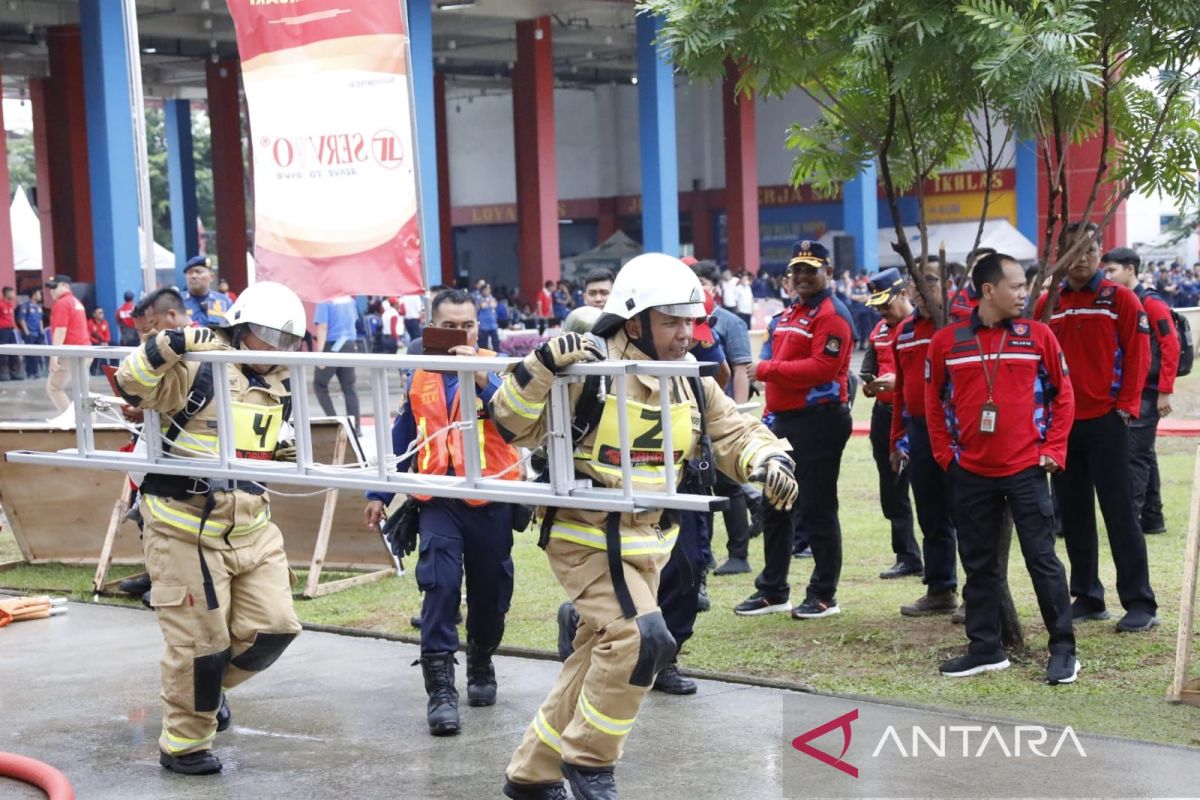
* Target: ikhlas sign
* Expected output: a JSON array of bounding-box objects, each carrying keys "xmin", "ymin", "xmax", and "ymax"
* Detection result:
[{"xmin": 225, "ymin": 0, "xmax": 424, "ymax": 301}]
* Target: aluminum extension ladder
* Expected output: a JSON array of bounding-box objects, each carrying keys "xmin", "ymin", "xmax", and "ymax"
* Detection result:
[{"xmin": 0, "ymin": 344, "xmax": 723, "ymax": 515}]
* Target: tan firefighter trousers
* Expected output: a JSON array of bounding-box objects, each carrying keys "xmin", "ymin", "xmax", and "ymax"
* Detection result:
[
  {"xmin": 507, "ymin": 538, "xmax": 675, "ymax": 783},
  {"xmin": 143, "ymin": 493, "xmax": 301, "ymax": 756}
]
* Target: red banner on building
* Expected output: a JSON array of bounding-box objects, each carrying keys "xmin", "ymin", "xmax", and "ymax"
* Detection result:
[{"xmin": 225, "ymin": 0, "xmax": 423, "ymax": 301}]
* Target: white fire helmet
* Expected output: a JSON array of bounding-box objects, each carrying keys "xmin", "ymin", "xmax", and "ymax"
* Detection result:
[
  {"xmin": 226, "ymin": 281, "xmax": 307, "ymax": 352},
  {"xmin": 601, "ymin": 253, "xmax": 707, "ymax": 322}
]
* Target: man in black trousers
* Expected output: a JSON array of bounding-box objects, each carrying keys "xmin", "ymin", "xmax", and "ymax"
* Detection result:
[{"xmin": 926, "ymin": 253, "xmax": 1078, "ymax": 683}]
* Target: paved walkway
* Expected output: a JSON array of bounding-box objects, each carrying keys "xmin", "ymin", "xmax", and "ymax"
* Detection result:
[{"xmin": 1, "ymin": 602, "xmax": 1197, "ymax": 799}]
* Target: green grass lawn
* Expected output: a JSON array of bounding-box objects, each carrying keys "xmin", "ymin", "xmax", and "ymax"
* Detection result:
[{"xmin": 3, "ymin": 385, "xmax": 1199, "ymax": 747}]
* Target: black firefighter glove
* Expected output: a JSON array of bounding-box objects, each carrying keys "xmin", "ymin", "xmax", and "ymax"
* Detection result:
[
  {"xmin": 381, "ymin": 498, "xmax": 421, "ymax": 558},
  {"xmin": 749, "ymin": 453, "xmax": 799, "ymax": 511},
  {"xmin": 533, "ymin": 332, "xmax": 603, "ymax": 374}
]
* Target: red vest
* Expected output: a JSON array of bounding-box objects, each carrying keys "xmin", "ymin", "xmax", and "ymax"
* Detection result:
[{"xmin": 408, "ymin": 367, "xmax": 520, "ymax": 506}]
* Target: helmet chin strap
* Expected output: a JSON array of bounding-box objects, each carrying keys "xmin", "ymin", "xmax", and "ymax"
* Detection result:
[{"xmin": 629, "ymin": 309, "xmax": 659, "ymax": 360}]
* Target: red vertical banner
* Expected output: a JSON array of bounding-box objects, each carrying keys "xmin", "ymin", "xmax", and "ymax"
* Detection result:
[{"xmin": 224, "ymin": 0, "xmax": 424, "ymax": 301}]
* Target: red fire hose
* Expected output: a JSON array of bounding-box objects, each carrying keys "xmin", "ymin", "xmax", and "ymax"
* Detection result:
[{"xmin": 0, "ymin": 752, "xmax": 75, "ymax": 800}]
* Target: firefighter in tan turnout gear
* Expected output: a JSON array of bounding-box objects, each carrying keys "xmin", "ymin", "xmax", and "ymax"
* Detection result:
[
  {"xmin": 495, "ymin": 254, "xmax": 798, "ymax": 800},
  {"xmin": 115, "ymin": 281, "xmax": 307, "ymax": 775}
]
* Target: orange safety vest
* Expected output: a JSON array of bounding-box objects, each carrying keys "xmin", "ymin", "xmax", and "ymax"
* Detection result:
[{"xmin": 407, "ymin": 366, "xmax": 521, "ymax": 506}]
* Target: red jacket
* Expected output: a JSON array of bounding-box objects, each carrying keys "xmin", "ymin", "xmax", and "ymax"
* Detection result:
[
  {"xmin": 948, "ymin": 285, "xmax": 978, "ymax": 322},
  {"xmin": 89, "ymin": 318, "xmax": 111, "ymax": 346},
  {"xmin": 925, "ymin": 312, "xmax": 1075, "ymax": 477},
  {"xmin": 116, "ymin": 301, "xmax": 136, "ymax": 329},
  {"xmin": 1134, "ymin": 286, "xmax": 1179, "ymax": 395},
  {"xmin": 1035, "ymin": 272, "xmax": 1148, "ymax": 420},
  {"xmin": 865, "ymin": 318, "xmax": 898, "ymax": 405},
  {"xmin": 889, "ymin": 312, "xmax": 937, "ymax": 450},
  {"xmin": 756, "ymin": 289, "xmax": 852, "ymax": 413}
]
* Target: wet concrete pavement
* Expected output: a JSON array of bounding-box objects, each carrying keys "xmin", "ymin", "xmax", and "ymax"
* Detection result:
[{"xmin": 1, "ymin": 601, "xmax": 1198, "ymax": 799}]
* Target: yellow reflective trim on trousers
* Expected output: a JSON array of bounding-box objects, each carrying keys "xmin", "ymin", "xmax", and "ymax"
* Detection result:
[
  {"xmin": 161, "ymin": 725, "xmax": 215, "ymax": 753},
  {"xmin": 547, "ymin": 521, "xmax": 678, "ymax": 556},
  {"xmin": 578, "ymin": 688, "xmax": 635, "ymax": 737},
  {"xmin": 127, "ymin": 351, "xmax": 161, "ymax": 388},
  {"xmin": 500, "ymin": 380, "xmax": 545, "ymax": 420},
  {"xmin": 533, "ymin": 709, "xmax": 562, "ymax": 754},
  {"xmin": 143, "ymin": 494, "xmax": 269, "ymax": 538}
]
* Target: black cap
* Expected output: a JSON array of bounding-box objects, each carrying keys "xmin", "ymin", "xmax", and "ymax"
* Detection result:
[
  {"xmin": 1102, "ymin": 247, "xmax": 1140, "ymax": 269},
  {"xmin": 124, "ymin": 290, "xmax": 135, "ymax": 301},
  {"xmin": 184, "ymin": 255, "xmax": 212, "ymax": 272},
  {"xmin": 45, "ymin": 274, "xmax": 73, "ymax": 289}
]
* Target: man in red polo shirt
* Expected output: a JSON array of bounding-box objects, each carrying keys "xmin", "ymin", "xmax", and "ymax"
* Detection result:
[
  {"xmin": 926, "ymin": 252, "xmax": 1077, "ymax": 683},
  {"xmin": 860, "ymin": 268, "xmax": 921, "ymax": 582},
  {"xmin": 736, "ymin": 239, "xmax": 853, "ymax": 620},
  {"xmin": 890, "ymin": 257, "xmax": 960, "ymax": 617},
  {"xmin": 1035, "ymin": 222, "xmax": 1157, "ymax": 632},
  {"xmin": 45, "ymin": 275, "xmax": 91, "ymax": 412}
]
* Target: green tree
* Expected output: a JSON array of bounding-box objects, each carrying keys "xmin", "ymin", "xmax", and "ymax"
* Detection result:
[
  {"xmin": 641, "ymin": 0, "xmax": 1200, "ymax": 320},
  {"xmin": 6, "ymin": 131, "xmax": 36, "ymax": 200}
]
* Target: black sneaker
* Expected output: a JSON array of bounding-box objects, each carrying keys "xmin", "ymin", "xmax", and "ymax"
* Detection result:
[
  {"xmin": 1071, "ymin": 601, "xmax": 1110, "ymax": 622},
  {"xmin": 159, "ymin": 749, "xmax": 222, "ymax": 775},
  {"xmin": 1115, "ymin": 609, "xmax": 1161, "ymax": 632},
  {"xmin": 1140, "ymin": 518, "xmax": 1167, "ymax": 534},
  {"xmin": 1046, "ymin": 653, "xmax": 1080, "ymax": 685},
  {"xmin": 791, "ymin": 597, "xmax": 840, "ymax": 619},
  {"xmin": 792, "ymin": 546, "xmax": 813, "ymax": 559},
  {"xmin": 734, "ymin": 591, "xmax": 791, "ymax": 616},
  {"xmin": 939, "ymin": 652, "xmax": 1010, "ymax": 678}
]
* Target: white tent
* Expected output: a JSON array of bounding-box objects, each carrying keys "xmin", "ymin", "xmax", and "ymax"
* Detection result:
[
  {"xmin": 11, "ymin": 187, "xmax": 42, "ymax": 272},
  {"xmin": 821, "ymin": 219, "xmax": 1039, "ymax": 269},
  {"xmin": 10, "ymin": 185, "xmax": 176, "ymax": 276}
]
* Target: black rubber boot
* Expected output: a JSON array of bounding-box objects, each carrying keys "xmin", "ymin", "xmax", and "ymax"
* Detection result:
[
  {"xmin": 556, "ymin": 601, "xmax": 580, "ymax": 662},
  {"xmin": 466, "ymin": 639, "xmax": 498, "ymax": 708},
  {"xmin": 118, "ymin": 573, "xmax": 151, "ymax": 596},
  {"xmin": 419, "ymin": 652, "xmax": 460, "ymax": 736},
  {"xmin": 562, "ymin": 762, "xmax": 618, "ymax": 800},
  {"xmin": 502, "ymin": 778, "xmax": 569, "ymax": 800},
  {"xmin": 159, "ymin": 749, "xmax": 222, "ymax": 775},
  {"xmin": 215, "ymin": 693, "xmax": 231, "ymax": 732}
]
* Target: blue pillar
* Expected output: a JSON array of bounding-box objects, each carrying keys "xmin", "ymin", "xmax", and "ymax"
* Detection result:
[
  {"xmin": 842, "ymin": 163, "xmax": 878, "ymax": 274},
  {"xmin": 1015, "ymin": 138, "xmax": 1039, "ymax": 244},
  {"xmin": 636, "ymin": 13, "xmax": 679, "ymax": 255},
  {"xmin": 165, "ymin": 99, "xmax": 199, "ymax": 287},
  {"xmin": 79, "ymin": 0, "xmax": 141, "ymax": 322},
  {"xmin": 407, "ymin": 0, "xmax": 441, "ymax": 288}
]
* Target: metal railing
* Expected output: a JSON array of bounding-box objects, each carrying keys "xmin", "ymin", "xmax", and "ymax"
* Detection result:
[{"xmin": 0, "ymin": 344, "xmax": 722, "ymax": 514}]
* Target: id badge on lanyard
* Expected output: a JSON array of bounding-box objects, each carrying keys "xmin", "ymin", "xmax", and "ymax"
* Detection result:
[{"xmin": 974, "ymin": 331, "xmax": 1007, "ymax": 435}]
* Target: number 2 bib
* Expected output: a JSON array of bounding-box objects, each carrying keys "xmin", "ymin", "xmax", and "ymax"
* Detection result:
[{"xmin": 589, "ymin": 395, "xmax": 694, "ymax": 484}]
